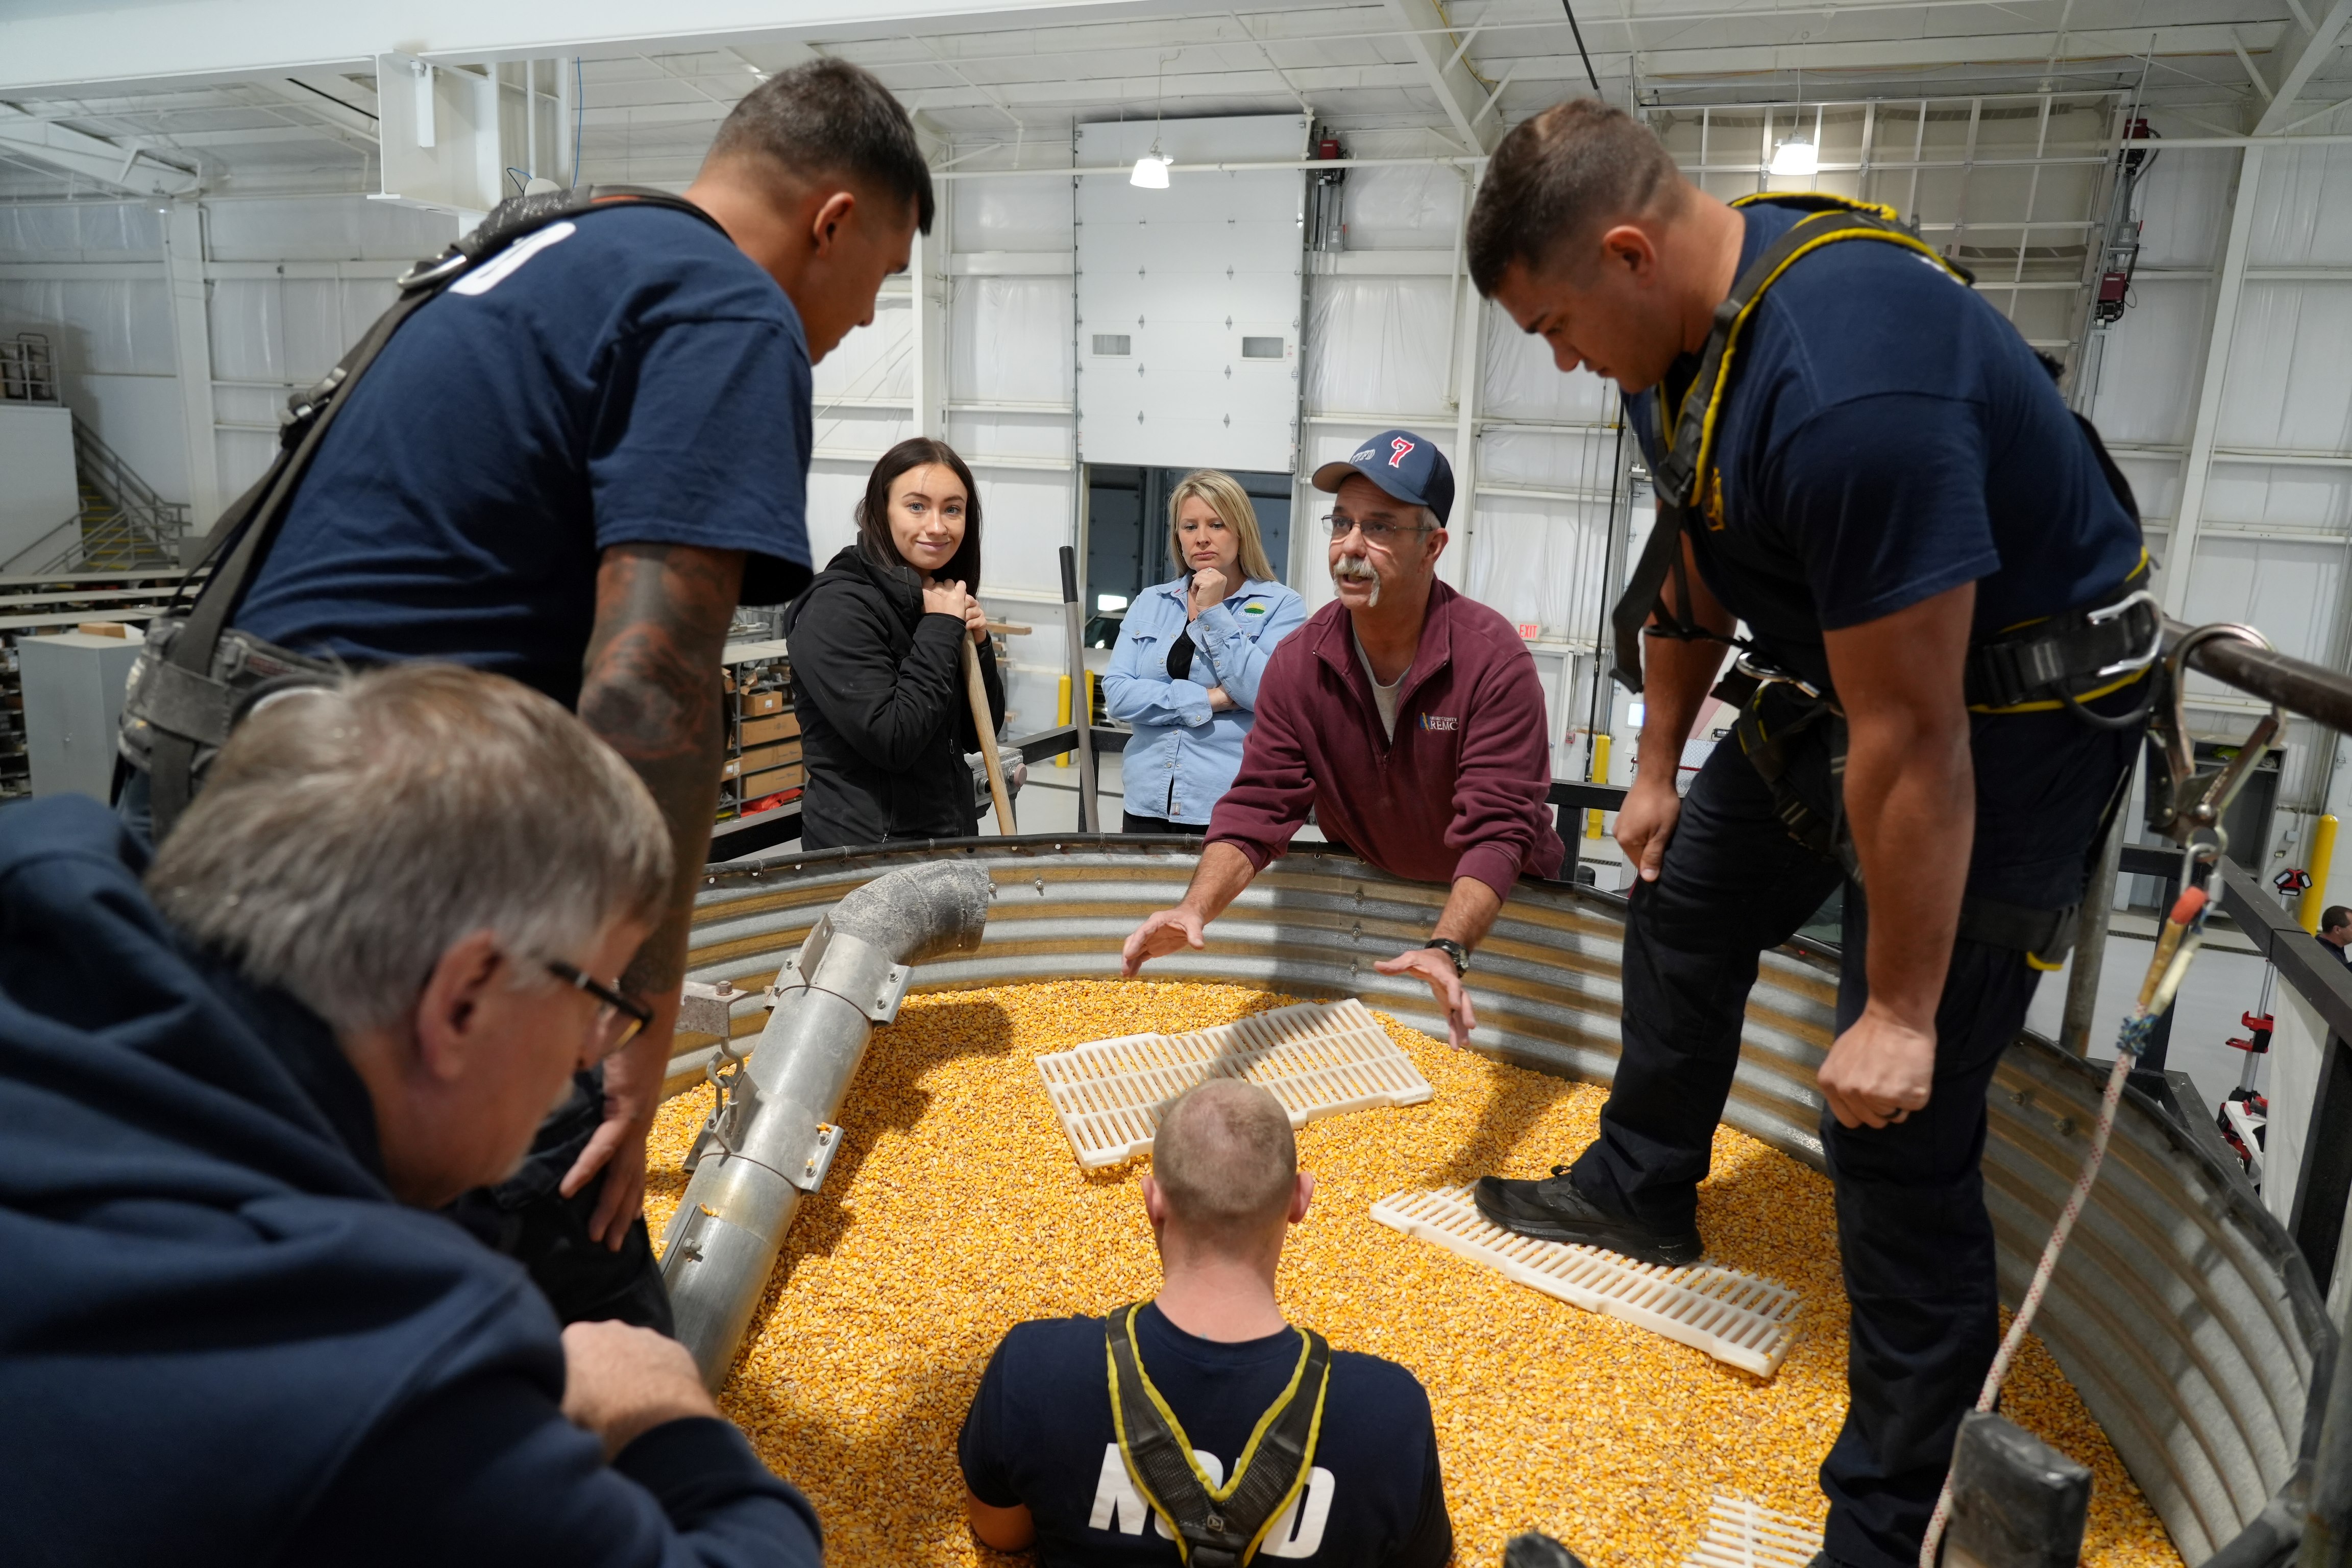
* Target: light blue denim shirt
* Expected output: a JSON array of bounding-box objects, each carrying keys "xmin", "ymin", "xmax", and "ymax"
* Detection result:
[{"xmin": 1102, "ymin": 575, "xmax": 1309, "ymax": 825}]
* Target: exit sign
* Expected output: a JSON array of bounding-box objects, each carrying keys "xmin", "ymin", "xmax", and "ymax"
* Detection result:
[{"xmin": 1515, "ymin": 622, "xmax": 1540, "ymax": 640}]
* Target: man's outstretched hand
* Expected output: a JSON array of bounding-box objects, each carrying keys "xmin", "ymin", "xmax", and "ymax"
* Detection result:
[
  {"xmin": 1121, "ymin": 907, "xmax": 1208, "ymax": 977},
  {"xmin": 1375, "ymin": 946, "xmax": 1477, "ymax": 1048}
]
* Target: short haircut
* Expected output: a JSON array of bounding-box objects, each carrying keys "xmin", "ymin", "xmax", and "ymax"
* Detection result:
[
  {"xmin": 1467, "ymin": 97, "xmax": 1686, "ymax": 296},
  {"xmin": 1167, "ymin": 469, "xmax": 1278, "ymax": 583},
  {"xmin": 2326, "ymin": 905, "xmax": 2351, "ymax": 934},
  {"xmin": 855, "ymin": 436, "xmax": 983, "ymax": 589},
  {"xmin": 148, "ymin": 664, "xmax": 671, "ymax": 1035},
  {"xmin": 1152, "ymin": 1079, "xmax": 1297, "ymax": 1243},
  {"xmin": 706, "ymin": 57, "xmax": 936, "ymax": 235}
]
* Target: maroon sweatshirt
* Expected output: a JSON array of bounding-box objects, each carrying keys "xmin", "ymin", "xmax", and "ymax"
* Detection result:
[{"xmin": 1205, "ymin": 580, "xmax": 1566, "ymax": 898}]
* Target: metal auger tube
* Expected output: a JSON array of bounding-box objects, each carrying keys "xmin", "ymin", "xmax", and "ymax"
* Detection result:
[{"xmin": 660, "ymin": 861, "xmax": 993, "ymax": 1387}]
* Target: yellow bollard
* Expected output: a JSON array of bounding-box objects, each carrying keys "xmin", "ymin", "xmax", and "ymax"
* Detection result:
[
  {"xmin": 1055, "ymin": 674, "xmax": 1071, "ymax": 768},
  {"xmin": 1586, "ymin": 733, "xmax": 1612, "ymax": 840},
  {"xmin": 2302, "ymin": 814, "xmax": 2340, "ymax": 933}
]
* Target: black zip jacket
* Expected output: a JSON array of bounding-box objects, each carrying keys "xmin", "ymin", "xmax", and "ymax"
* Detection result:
[{"xmin": 784, "ymin": 545, "xmax": 1006, "ymax": 851}]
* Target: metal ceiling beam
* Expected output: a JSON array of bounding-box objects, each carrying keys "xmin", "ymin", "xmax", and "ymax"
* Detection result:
[
  {"xmin": 0, "ymin": 0, "xmax": 1170, "ymax": 94},
  {"xmin": 1382, "ymin": 0, "xmax": 1502, "ymax": 154},
  {"xmin": 0, "ymin": 105, "xmax": 198, "ymax": 194},
  {"xmin": 2255, "ymin": 0, "xmax": 2352, "ymax": 134}
]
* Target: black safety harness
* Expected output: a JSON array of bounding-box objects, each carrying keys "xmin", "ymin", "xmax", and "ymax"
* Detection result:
[
  {"xmin": 1609, "ymin": 193, "xmax": 2160, "ymax": 967},
  {"xmin": 118, "ymin": 184, "xmax": 727, "ymax": 841},
  {"xmin": 1104, "ymin": 1303, "xmax": 1331, "ymax": 1566}
]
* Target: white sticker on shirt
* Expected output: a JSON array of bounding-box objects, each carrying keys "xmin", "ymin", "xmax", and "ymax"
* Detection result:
[
  {"xmin": 450, "ymin": 221, "xmax": 578, "ymax": 296},
  {"xmin": 1088, "ymin": 1443, "xmax": 1335, "ymax": 1556}
]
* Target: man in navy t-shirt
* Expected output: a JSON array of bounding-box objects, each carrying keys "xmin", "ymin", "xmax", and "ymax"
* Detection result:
[
  {"xmin": 959, "ymin": 1080, "xmax": 1451, "ymax": 1567},
  {"xmin": 1463, "ymin": 101, "xmax": 2146, "ymax": 1568},
  {"xmin": 145, "ymin": 59, "xmax": 935, "ymax": 1333}
]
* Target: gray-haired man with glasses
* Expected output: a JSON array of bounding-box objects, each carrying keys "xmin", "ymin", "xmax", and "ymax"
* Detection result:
[
  {"xmin": 1122, "ymin": 428, "xmax": 1565, "ymax": 1046},
  {"xmin": 0, "ymin": 663, "xmax": 822, "ymax": 1566}
]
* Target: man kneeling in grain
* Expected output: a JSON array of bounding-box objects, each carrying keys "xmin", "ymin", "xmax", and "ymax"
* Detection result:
[
  {"xmin": 958, "ymin": 1079, "xmax": 1453, "ymax": 1566},
  {"xmin": 0, "ymin": 664, "xmax": 820, "ymax": 1567}
]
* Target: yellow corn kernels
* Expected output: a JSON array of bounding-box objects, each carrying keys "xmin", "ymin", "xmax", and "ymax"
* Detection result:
[{"xmin": 645, "ymin": 980, "xmax": 2181, "ymax": 1568}]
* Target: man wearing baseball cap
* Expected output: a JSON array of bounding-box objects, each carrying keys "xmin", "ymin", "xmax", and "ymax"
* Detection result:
[{"xmin": 1120, "ymin": 429, "xmax": 1565, "ymax": 1045}]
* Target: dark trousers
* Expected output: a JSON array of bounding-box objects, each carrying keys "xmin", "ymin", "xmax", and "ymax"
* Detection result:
[
  {"xmin": 444, "ymin": 1068, "xmax": 676, "ymax": 1333},
  {"xmin": 1567, "ymin": 737, "xmax": 2055, "ymax": 1568},
  {"xmin": 1122, "ymin": 810, "xmax": 1206, "ymax": 836},
  {"xmin": 117, "ymin": 768, "xmax": 674, "ymax": 1333}
]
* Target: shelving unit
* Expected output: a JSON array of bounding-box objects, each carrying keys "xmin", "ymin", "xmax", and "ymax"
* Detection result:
[{"xmin": 718, "ymin": 638, "xmax": 800, "ymax": 826}]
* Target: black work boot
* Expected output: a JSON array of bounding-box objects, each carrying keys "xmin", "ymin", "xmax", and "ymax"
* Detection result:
[
  {"xmin": 1474, "ymin": 1166, "xmax": 1704, "ymax": 1268},
  {"xmin": 1503, "ymin": 1533, "xmax": 1590, "ymax": 1568}
]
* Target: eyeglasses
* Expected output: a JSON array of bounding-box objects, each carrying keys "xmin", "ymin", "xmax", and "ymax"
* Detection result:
[
  {"xmin": 545, "ymin": 959, "xmax": 654, "ymax": 1057},
  {"xmin": 1324, "ymin": 512, "xmax": 1431, "ymax": 545}
]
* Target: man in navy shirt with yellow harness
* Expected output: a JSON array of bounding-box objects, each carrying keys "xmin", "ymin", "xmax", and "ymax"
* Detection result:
[{"xmin": 1464, "ymin": 100, "xmax": 2152, "ymax": 1566}]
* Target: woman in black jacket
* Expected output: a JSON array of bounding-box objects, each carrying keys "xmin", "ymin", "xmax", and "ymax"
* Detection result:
[{"xmin": 785, "ymin": 437, "xmax": 1006, "ymax": 850}]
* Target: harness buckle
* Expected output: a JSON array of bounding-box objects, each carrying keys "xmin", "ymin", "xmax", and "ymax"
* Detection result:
[
  {"xmin": 394, "ymin": 249, "xmax": 470, "ymax": 291},
  {"xmin": 2084, "ymin": 589, "xmax": 2163, "ymax": 680}
]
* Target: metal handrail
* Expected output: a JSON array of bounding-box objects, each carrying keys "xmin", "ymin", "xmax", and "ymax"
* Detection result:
[
  {"xmin": 2165, "ymin": 615, "xmax": 2352, "ymax": 735},
  {"xmin": 68, "ymin": 416, "xmax": 186, "ymax": 560}
]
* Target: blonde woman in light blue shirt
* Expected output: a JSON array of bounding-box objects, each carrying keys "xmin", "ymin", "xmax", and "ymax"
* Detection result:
[{"xmin": 1104, "ymin": 470, "xmax": 1308, "ymax": 834}]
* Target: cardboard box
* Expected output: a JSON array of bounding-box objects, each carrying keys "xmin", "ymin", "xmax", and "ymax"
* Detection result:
[
  {"xmin": 738, "ymin": 739, "xmax": 802, "ymax": 775},
  {"xmin": 744, "ymin": 690, "xmax": 785, "ymax": 717},
  {"xmin": 741, "ymin": 711, "xmax": 800, "ymax": 746},
  {"xmin": 742, "ymin": 763, "xmax": 804, "ymax": 796}
]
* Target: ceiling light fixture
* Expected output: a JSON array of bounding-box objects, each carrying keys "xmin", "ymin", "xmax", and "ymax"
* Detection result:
[
  {"xmin": 1770, "ymin": 137, "xmax": 1818, "ymax": 177},
  {"xmin": 1132, "ymin": 46, "xmax": 1175, "ymax": 191}
]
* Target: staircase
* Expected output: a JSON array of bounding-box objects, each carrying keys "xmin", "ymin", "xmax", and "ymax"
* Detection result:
[{"xmin": 34, "ymin": 418, "xmax": 189, "ymax": 573}]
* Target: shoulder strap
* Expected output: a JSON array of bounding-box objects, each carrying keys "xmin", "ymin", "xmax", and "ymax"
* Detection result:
[
  {"xmin": 1608, "ymin": 198, "xmax": 1970, "ymax": 695},
  {"xmin": 1104, "ymin": 1304, "xmax": 1331, "ymax": 1567},
  {"xmin": 145, "ymin": 185, "xmax": 724, "ymax": 837}
]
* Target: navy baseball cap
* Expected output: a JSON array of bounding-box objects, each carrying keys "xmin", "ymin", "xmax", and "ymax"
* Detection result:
[{"xmin": 1311, "ymin": 428, "xmax": 1455, "ymax": 526}]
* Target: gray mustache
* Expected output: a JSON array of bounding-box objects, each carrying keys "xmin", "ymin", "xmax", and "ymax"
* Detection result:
[{"xmin": 1331, "ymin": 554, "xmax": 1377, "ymax": 581}]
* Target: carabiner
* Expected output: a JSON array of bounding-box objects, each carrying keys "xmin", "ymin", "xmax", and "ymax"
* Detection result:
[{"xmin": 2147, "ymin": 622, "xmax": 2285, "ymax": 846}]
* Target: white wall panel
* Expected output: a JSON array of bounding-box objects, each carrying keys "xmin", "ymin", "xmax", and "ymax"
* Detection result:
[
  {"xmin": 2214, "ymin": 283, "xmax": 2352, "ymax": 454},
  {"xmin": 2249, "ymin": 144, "xmax": 2352, "ymax": 266},
  {"xmin": 1341, "ymin": 162, "xmax": 1463, "ymax": 250},
  {"xmin": 1304, "ymin": 277, "xmax": 1450, "ymax": 418},
  {"xmin": 2115, "ymin": 456, "xmax": 2184, "ymax": 525},
  {"xmin": 2205, "ymin": 466, "xmax": 2352, "ymax": 533},
  {"xmin": 2133, "ymin": 148, "xmax": 2233, "ymax": 269},
  {"xmin": 1482, "ymin": 307, "xmax": 1609, "ymax": 422},
  {"xmin": 951, "ymin": 174, "xmax": 1071, "ymax": 254},
  {"xmin": 0, "ymin": 202, "xmax": 162, "ymax": 260},
  {"xmin": 74, "ymin": 373, "xmax": 186, "ymax": 498},
  {"xmin": 801, "ymin": 465, "xmax": 867, "ymax": 576},
  {"xmin": 975, "ymin": 472, "xmax": 1074, "ymax": 602},
  {"xmin": 2177, "ymin": 535, "xmax": 2345, "ymax": 669},
  {"xmin": 812, "ymin": 295, "xmax": 912, "ymax": 406},
  {"xmin": 950, "ymin": 277, "xmax": 1069, "ymax": 405},
  {"xmin": 2085, "ymin": 278, "xmax": 2209, "ymax": 448},
  {"xmin": 1466, "ymin": 497, "xmax": 1614, "ymax": 636},
  {"xmin": 0, "ymin": 279, "xmax": 173, "ymax": 376},
  {"xmin": 205, "ymin": 197, "xmax": 457, "ymax": 263}
]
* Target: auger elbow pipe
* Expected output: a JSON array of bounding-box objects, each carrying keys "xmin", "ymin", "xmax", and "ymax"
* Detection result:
[{"xmin": 660, "ymin": 862, "xmax": 992, "ymax": 1387}]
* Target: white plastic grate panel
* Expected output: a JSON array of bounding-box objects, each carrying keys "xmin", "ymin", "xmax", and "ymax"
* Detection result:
[
  {"xmin": 1036, "ymin": 998, "xmax": 1433, "ymax": 1168},
  {"xmin": 1370, "ymin": 1185, "xmax": 1803, "ymax": 1377},
  {"xmin": 1678, "ymin": 1491, "xmax": 1822, "ymax": 1568}
]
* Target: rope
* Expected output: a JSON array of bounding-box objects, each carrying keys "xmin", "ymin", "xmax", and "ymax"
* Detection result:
[{"xmin": 1916, "ymin": 885, "xmax": 2209, "ymax": 1567}]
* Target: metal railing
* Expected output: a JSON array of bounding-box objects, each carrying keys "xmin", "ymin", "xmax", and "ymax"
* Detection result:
[{"xmin": 67, "ymin": 417, "xmax": 186, "ymax": 568}]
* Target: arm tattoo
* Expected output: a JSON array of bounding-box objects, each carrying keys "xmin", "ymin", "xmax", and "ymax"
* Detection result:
[{"xmin": 580, "ymin": 542, "xmax": 747, "ymax": 996}]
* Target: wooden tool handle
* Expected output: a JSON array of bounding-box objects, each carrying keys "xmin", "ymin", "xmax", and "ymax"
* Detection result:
[{"xmin": 964, "ymin": 633, "xmax": 1016, "ymax": 837}]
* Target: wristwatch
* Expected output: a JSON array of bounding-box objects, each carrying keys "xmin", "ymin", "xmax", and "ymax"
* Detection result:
[{"xmin": 1421, "ymin": 938, "xmax": 1469, "ymax": 976}]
